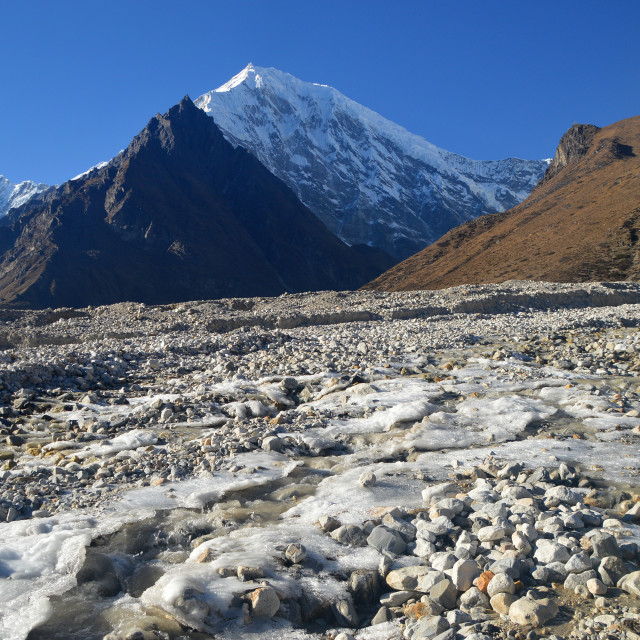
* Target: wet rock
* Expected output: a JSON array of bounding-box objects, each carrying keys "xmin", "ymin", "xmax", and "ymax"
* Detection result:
[
  {"xmin": 174, "ymin": 588, "xmax": 210, "ymax": 620},
  {"xmin": 284, "ymin": 542, "xmax": 307, "ymax": 564},
  {"xmin": 332, "ymin": 597, "xmax": 359, "ymax": 627},
  {"xmin": 76, "ymin": 551, "xmax": 121, "ymax": 597},
  {"xmin": 126, "ymin": 565, "xmax": 165, "ymax": 598},
  {"xmin": 349, "ymin": 569, "xmax": 379, "ymax": 606},
  {"xmin": 331, "ymin": 524, "xmax": 368, "ymax": 546}
]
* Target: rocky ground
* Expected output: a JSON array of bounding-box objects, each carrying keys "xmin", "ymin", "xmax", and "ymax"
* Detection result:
[{"xmin": 1, "ymin": 282, "xmax": 640, "ymax": 640}]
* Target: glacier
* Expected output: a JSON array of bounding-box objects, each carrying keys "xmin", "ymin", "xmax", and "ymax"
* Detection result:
[{"xmin": 196, "ymin": 64, "xmax": 549, "ymax": 260}]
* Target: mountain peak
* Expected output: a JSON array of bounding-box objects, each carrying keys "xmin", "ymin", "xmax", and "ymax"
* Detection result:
[
  {"xmin": 0, "ymin": 96, "xmax": 388, "ymax": 308},
  {"xmin": 196, "ymin": 66, "xmax": 549, "ymax": 259},
  {"xmin": 0, "ymin": 175, "xmax": 49, "ymax": 218},
  {"xmin": 215, "ymin": 63, "xmax": 262, "ymax": 92}
]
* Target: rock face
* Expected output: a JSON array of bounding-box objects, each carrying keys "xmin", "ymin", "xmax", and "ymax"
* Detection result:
[
  {"xmin": 0, "ymin": 98, "xmax": 391, "ymax": 309},
  {"xmin": 196, "ymin": 64, "xmax": 548, "ymax": 260},
  {"xmin": 541, "ymin": 123, "xmax": 601, "ymax": 182},
  {"xmin": 0, "ymin": 175, "xmax": 49, "ymax": 218},
  {"xmin": 364, "ymin": 115, "xmax": 640, "ymax": 291}
]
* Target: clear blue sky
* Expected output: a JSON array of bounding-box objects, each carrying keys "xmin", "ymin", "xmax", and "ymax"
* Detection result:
[{"xmin": 2, "ymin": 0, "xmax": 639, "ymax": 185}]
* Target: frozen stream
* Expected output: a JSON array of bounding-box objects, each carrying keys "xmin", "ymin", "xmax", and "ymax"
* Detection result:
[
  {"xmin": 1, "ymin": 348, "xmax": 639, "ymax": 638},
  {"xmin": 0, "ymin": 288, "xmax": 638, "ymax": 639}
]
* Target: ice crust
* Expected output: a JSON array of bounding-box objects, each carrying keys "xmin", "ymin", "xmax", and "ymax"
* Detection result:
[
  {"xmin": 0, "ymin": 452, "xmax": 298, "ymax": 640},
  {"xmin": 2, "ymin": 328, "xmax": 640, "ymax": 638}
]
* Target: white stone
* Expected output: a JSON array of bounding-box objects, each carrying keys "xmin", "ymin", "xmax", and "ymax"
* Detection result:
[
  {"xmin": 477, "ymin": 525, "xmax": 506, "ymax": 542},
  {"xmin": 534, "ymin": 540, "xmax": 570, "ymax": 564},
  {"xmin": 487, "ymin": 573, "xmax": 516, "ymax": 598},
  {"xmin": 587, "ymin": 578, "xmax": 607, "ymax": 595},
  {"xmin": 451, "ymin": 559, "xmax": 480, "ymax": 592},
  {"xmin": 250, "ymin": 586, "xmax": 280, "ymax": 617},
  {"xmin": 422, "ymin": 482, "xmax": 458, "ymax": 504}
]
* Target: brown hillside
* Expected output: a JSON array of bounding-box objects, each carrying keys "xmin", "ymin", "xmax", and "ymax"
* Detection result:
[{"xmin": 364, "ymin": 115, "xmax": 640, "ymax": 291}]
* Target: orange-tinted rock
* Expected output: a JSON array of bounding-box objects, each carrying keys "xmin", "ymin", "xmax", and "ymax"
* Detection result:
[
  {"xmin": 477, "ymin": 571, "xmax": 495, "ymax": 593},
  {"xmin": 403, "ymin": 602, "xmax": 430, "ymax": 619}
]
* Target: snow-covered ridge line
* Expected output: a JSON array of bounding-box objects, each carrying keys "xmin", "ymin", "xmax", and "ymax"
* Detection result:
[
  {"xmin": 71, "ymin": 160, "xmax": 110, "ymax": 182},
  {"xmin": 196, "ymin": 64, "xmax": 549, "ymax": 259},
  {"xmin": 0, "ymin": 175, "xmax": 49, "ymax": 217}
]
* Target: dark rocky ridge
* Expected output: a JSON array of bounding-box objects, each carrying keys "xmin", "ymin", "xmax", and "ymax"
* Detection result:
[{"xmin": 0, "ymin": 98, "xmax": 393, "ymax": 309}]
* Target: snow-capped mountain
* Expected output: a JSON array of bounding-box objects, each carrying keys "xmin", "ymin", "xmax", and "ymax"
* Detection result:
[
  {"xmin": 196, "ymin": 64, "xmax": 549, "ymax": 259},
  {"xmin": 0, "ymin": 176, "xmax": 49, "ymax": 217}
]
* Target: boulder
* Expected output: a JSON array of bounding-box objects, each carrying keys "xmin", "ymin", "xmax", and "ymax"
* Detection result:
[
  {"xmin": 590, "ymin": 531, "xmax": 620, "ymax": 558},
  {"xmin": 250, "ymin": 586, "xmax": 281, "ymax": 618},
  {"xmin": 490, "ymin": 592, "xmax": 517, "ymax": 614},
  {"xmin": 598, "ymin": 555, "xmax": 628, "ymax": 587},
  {"xmin": 386, "ymin": 566, "xmax": 433, "ymax": 591},
  {"xmin": 619, "ymin": 570, "xmax": 640, "ymax": 597},
  {"xmin": 509, "ymin": 597, "xmax": 558, "ymax": 627},
  {"xmin": 459, "ymin": 587, "xmax": 490, "ymax": 610},
  {"xmin": 367, "ymin": 525, "xmax": 407, "ymax": 555},
  {"xmin": 429, "ymin": 578, "xmax": 458, "ymax": 610},
  {"xmin": 486, "ymin": 573, "xmax": 515, "ymax": 598},
  {"xmin": 451, "ymin": 559, "xmax": 480, "ymax": 592}
]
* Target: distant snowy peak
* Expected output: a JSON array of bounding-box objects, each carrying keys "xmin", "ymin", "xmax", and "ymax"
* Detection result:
[
  {"xmin": 0, "ymin": 176, "xmax": 49, "ymax": 217},
  {"xmin": 196, "ymin": 64, "xmax": 549, "ymax": 259}
]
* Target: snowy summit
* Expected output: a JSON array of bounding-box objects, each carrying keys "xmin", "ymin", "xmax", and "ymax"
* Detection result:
[
  {"xmin": 196, "ymin": 64, "xmax": 549, "ymax": 259},
  {"xmin": 0, "ymin": 175, "xmax": 49, "ymax": 218}
]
